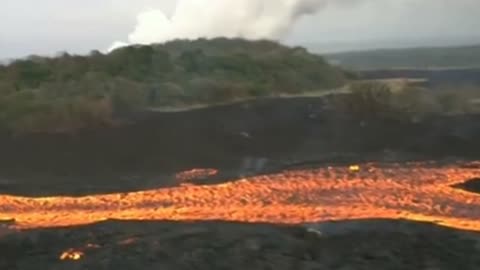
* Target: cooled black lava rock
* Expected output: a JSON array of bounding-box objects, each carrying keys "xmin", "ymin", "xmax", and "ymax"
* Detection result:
[
  {"xmin": 1, "ymin": 97, "xmax": 480, "ymax": 197},
  {"xmin": 453, "ymin": 178, "xmax": 480, "ymax": 194},
  {"xmin": 1, "ymin": 220, "xmax": 479, "ymax": 270}
]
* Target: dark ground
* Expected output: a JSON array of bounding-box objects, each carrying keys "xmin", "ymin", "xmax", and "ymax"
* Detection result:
[
  {"xmin": 453, "ymin": 178, "xmax": 480, "ymax": 194},
  {"xmin": 1, "ymin": 93, "xmax": 480, "ymax": 269},
  {"xmin": 1, "ymin": 96, "xmax": 480, "ymax": 196},
  {"xmin": 1, "ymin": 219, "xmax": 480, "ymax": 270}
]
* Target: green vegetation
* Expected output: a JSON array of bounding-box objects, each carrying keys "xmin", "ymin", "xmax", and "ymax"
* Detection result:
[
  {"xmin": 335, "ymin": 81, "xmax": 480, "ymax": 121},
  {"xmin": 326, "ymin": 45, "xmax": 480, "ymax": 69},
  {"xmin": 0, "ymin": 38, "xmax": 347, "ymax": 133}
]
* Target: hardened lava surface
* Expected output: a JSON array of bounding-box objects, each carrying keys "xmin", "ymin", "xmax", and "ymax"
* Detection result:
[{"xmin": 1, "ymin": 220, "xmax": 480, "ymax": 270}]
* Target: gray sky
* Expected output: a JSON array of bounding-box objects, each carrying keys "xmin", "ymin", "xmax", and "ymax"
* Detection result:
[{"xmin": 1, "ymin": 0, "xmax": 480, "ymax": 58}]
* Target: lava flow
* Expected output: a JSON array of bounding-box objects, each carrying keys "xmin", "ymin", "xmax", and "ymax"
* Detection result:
[{"xmin": 1, "ymin": 162, "xmax": 480, "ymax": 231}]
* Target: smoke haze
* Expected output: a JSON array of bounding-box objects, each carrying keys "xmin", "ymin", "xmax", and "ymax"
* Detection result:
[
  {"xmin": 109, "ymin": 0, "xmax": 336, "ymax": 51},
  {"xmin": 2, "ymin": 0, "xmax": 480, "ymax": 58}
]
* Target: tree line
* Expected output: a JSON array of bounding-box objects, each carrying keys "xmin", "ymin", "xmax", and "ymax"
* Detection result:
[{"xmin": 0, "ymin": 38, "xmax": 347, "ymax": 133}]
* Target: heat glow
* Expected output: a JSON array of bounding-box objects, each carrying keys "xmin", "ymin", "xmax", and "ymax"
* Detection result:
[
  {"xmin": 60, "ymin": 249, "xmax": 84, "ymax": 261},
  {"xmin": 1, "ymin": 162, "xmax": 480, "ymax": 231}
]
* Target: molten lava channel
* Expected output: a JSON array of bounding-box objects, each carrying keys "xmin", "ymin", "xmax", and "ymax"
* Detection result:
[{"xmin": 1, "ymin": 162, "xmax": 480, "ymax": 231}]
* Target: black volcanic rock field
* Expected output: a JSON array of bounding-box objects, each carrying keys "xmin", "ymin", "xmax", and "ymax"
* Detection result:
[
  {"xmin": 1, "ymin": 97, "xmax": 480, "ymax": 196},
  {"xmin": 1, "ymin": 220, "xmax": 480, "ymax": 270}
]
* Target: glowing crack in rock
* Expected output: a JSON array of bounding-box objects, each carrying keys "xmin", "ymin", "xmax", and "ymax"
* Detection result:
[
  {"xmin": 175, "ymin": 168, "xmax": 219, "ymax": 183},
  {"xmin": 1, "ymin": 162, "xmax": 480, "ymax": 231}
]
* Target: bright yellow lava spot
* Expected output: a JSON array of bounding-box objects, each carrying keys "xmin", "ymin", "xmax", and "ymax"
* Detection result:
[
  {"xmin": 60, "ymin": 249, "xmax": 84, "ymax": 261},
  {"xmin": 349, "ymin": 165, "xmax": 360, "ymax": 172}
]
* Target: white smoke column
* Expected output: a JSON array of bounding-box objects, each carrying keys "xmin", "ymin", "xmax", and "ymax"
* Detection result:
[{"xmin": 109, "ymin": 0, "xmax": 328, "ymax": 51}]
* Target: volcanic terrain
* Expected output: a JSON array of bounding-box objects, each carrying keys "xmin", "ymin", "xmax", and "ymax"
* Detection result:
[{"xmin": 1, "ymin": 97, "xmax": 480, "ymax": 269}]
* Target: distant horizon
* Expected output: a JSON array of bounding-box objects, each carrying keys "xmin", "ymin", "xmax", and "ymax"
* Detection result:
[{"xmin": 304, "ymin": 35, "xmax": 480, "ymax": 54}]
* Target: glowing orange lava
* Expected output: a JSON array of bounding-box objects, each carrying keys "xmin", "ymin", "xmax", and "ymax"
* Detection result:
[
  {"xmin": 1, "ymin": 162, "xmax": 480, "ymax": 231},
  {"xmin": 60, "ymin": 249, "xmax": 84, "ymax": 261}
]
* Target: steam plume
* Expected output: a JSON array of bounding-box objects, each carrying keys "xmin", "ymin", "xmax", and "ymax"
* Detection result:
[{"xmin": 108, "ymin": 0, "xmax": 329, "ymax": 51}]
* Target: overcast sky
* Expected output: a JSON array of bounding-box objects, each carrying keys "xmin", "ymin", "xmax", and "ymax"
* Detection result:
[{"xmin": 1, "ymin": 0, "xmax": 480, "ymax": 59}]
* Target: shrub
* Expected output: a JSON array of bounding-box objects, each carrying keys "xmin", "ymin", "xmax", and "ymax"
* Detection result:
[
  {"xmin": 335, "ymin": 82, "xmax": 446, "ymax": 121},
  {"xmin": 341, "ymin": 81, "xmax": 394, "ymax": 118}
]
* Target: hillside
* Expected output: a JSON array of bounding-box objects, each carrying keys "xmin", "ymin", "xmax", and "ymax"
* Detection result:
[
  {"xmin": 0, "ymin": 38, "xmax": 347, "ymax": 133},
  {"xmin": 325, "ymin": 44, "xmax": 480, "ymax": 70}
]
